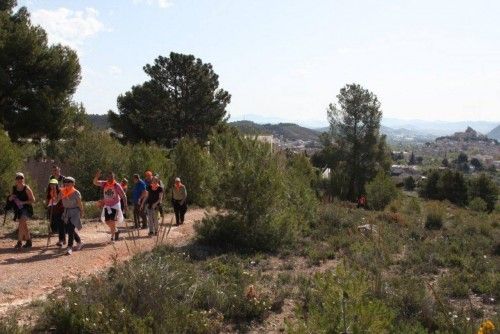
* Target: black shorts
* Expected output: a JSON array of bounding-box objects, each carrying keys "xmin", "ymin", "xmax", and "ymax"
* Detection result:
[{"xmin": 104, "ymin": 208, "xmax": 117, "ymax": 221}]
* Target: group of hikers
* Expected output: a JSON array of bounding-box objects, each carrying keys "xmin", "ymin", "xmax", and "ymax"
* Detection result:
[{"xmin": 4, "ymin": 165, "xmax": 188, "ymax": 255}]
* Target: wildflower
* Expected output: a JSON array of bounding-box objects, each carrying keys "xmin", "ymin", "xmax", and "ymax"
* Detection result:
[
  {"xmin": 478, "ymin": 320, "xmax": 495, "ymax": 334},
  {"xmin": 120, "ymin": 308, "xmax": 125, "ymax": 313}
]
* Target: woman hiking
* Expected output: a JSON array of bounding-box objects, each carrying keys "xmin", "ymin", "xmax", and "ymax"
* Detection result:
[
  {"xmin": 59, "ymin": 177, "xmax": 84, "ymax": 255},
  {"xmin": 142, "ymin": 177, "xmax": 163, "ymax": 236},
  {"xmin": 9, "ymin": 172, "xmax": 35, "ymax": 248},
  {"xmin": 171, "ymin": 177, "xmax": 187, "ymax": 226},
  {"xmin": 46, "ymin": 178, "xmax": 65, "ymax": 247},
  {"xmin": 93, "ymin": 170, "xmax": 127, "ymax": 243}
]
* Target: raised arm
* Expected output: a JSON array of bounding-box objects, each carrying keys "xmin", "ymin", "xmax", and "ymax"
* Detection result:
[
  {"xmin": 92, "ymin": 170, "xmax": 102, "ymax": 187},
  {"xmin": 25, "ymin": 186, "xmax": 35, "ymax": 204}
]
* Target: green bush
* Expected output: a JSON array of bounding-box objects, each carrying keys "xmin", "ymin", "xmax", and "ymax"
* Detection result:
[
  {"xmin": 197, "ymin": 133, "xmax": 316, "ymax": 252},
  {"xmin": 404, "ymin": 176, "xmax": 416, "ymax": 191},
  {"xmin": 0, "ymin": 129, "xmax": 22, "ymax": 201},
  {"xmin": 469, "ymin": 197, "xmax": 488, "ymax": 212},
  {"xmin": 171, "ymin": 137, "xmax": 215, "ymax": 206},
  {"xmin": 58, "ymin": 130, "xmax": 129, "ymax": 200},
  {"xmin": 425, "ymin": 204, "xmax": 444, "ymax": 230},
  {"xmin": 365, "ymin": 171, "xmax": 398, "ymax": 211},
  {"xmin": 127, "ymin": 142, "xmax": 173, "ymax": 184},
  {"xmin": 36, "ymin": 247, "xmax": 272, "ymax": 333},
  {"xmin": 469, "ymin": 173, "xmax": 498, "ymax": 212}
]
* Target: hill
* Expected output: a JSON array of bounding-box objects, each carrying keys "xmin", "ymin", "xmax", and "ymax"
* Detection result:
[
  {"xmin": 488, "ymin": 124, "xmax": 500, "ymax": 141},
  {"xmin": 230, "ymin": 120, "xmax": 320, "ymax": 141},
  {"xmin": 436, "ymin": 126, "xmax": 496, "ymax": 143}
]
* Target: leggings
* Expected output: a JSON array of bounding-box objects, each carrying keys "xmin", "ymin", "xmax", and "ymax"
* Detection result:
[{"xmin": 67, "ymin": 221, "xmax": 81, "ymax": 247}]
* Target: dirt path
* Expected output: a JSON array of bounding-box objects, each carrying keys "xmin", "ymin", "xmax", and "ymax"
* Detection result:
[{"xmin": 0, "ymin": 208, "xmax": 207, "ymax": 315}]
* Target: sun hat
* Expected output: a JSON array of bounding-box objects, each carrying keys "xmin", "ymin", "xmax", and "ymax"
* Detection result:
[
  {"xmin": 64, "ymin": 176, "xmax": 76, "ymax": 183},
  {"xmin": 49, "ymin": 179, "xmax": 58, "ymax": 185}
]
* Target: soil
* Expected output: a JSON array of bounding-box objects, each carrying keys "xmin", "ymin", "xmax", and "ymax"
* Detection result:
[{"xmin": 0, "ymin": 208, "xmax": 208, "ymax": 315}]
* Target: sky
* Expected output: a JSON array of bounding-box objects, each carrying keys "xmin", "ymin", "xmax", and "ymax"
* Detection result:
[{"xmin": 18, "ymin": 0, "xmax": 500, "ymax": 127}]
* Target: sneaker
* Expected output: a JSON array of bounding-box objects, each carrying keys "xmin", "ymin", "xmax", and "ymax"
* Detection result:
[
  {"xmin": 76, "ymin": 242, "xmax": 84, "ymax": 251},
  {"xmin": 14, "ymin": 241, "xmax": 22, "ymax": 248},
  {"xmin": 56, "ymin": 241, "xmax": 64, "ymax": 247},
  {"xmin": 66, "ymin": 248, "xmax": 72, "ymax": 255},
  {"xmin": 23, "ymin": 240, "xmax": 32, "ymax": 248}
]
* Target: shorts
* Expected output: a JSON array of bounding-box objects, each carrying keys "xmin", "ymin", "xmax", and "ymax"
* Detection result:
[
  {"xmin": 104, "ymin": 208, "xmax": 117, "ymax": 221},
  {"xmin": 14, "ymin": 206, "xmax": 33, "ymax": 221}
]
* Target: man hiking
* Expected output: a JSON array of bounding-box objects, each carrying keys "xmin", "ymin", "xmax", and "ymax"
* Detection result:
[
  {"xmin": 9, "ymin": 172, "xmax": 35, "ymax": 248},
  {"xmin": 93, "ymin": 170, "xmax": 127, "ymax": 243},
  {"xmin": 59, "ymin": 177, "xmax": 84, "ymax": 255},
  {"xmin": 49, "ymin": 165, "xmax": 65, "ymax": 187},
  {"xmin": 46, "ymin": 178, "xmax": 65, "ymax": 247},
  {"xmin": 171, "ymin": 177, "xmax": 187, "ymax": 226},
  {"xmin": 142, "ymin": 177, "xmax": 163, "ymax": 236},
  {"xmin": 131, "ymin": 174, "xmax": 148, "ymax": 229}
]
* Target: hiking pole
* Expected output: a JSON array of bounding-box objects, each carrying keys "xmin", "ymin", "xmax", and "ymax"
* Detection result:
[
  {"xmin": 2, "ymin": 211, "xmax": 7, "ymax": 226},
  {"xmin": 160, "ymin": 216, "xmax": 173, "ymax": 245}
]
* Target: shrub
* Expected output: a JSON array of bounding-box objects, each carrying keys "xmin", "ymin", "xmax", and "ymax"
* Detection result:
[
  {"xmin": 171, "ymin": 137, "xmax": 216, "ymax": 206},
  {"xmin": 404, "ymin": 176, "xmax": 416, "ymax": 191},
  {"xmin": 58, "ymin": 130, "xmax": 129, "ymax": 200},
  {"xmin": 469, "ymin": 197, "xmax": 488, "ymax": 212},
  {"xmin": 197, "ymin": 133, "xmax": 315, "ymax": 252},
  {"xmin": 469, "ymin": 174, "xmax": 498, "ymax": 212},
  {"xmin": 438, "ymin": 170, "xmax": 468, "ymax": 206},
  {"xmin": 127, "ymin": 143, "xmax": 173, "ymax": 183},
  {"xmin": 365, "ymin": 171, "xmax": 398, "ymax": 211},
  {"xmin": 0, "ymin": 129, "xmax": 22, "ymax": 201},
  {"xmin": 425, "ymin": 204, "xmax": 444, "ymax": 230}
]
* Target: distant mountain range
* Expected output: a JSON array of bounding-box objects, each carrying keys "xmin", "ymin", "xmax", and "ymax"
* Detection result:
[
  {"xmin": 488, "ymin": 125, "xmax": 500, "ymax": 141},
  {"xmin": 86, "ymin": 113, "xmax": 500, "ymax": 143},
  {"xmin": 230, "ymin": 121, "xmax": 319, "ymax": 142}
]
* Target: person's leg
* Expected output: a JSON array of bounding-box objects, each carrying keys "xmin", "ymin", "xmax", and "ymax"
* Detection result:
[
  {"xmin": 19, "ymin": 216, "xmax": 32, "ymax": 247},
  {"xmin": 106, "ymin": 221, "xmax": 116, "ymax": 240},
  {"xmin": 180, "ymin": 204, "xmax": 187, "ymax": 224},
  {"xmin": 67, "ymin": 222, "xmax": 75, "ymax": 248},
  {"xmin": 147, "ymin": 208, "xmax": 155, "ymax": 235},
  {"xmin": 133, "ymin": 204, "xmax": 139, "ymax": 228},
  {"xmin": 57, "ymin": 215, "xmax": 66, "ymax": 245},
  {"xmin": 173, "ymin": 201, "xmax": 180, "ymax": 225},
  {"xmin": 141, "ymin": 208, "xmax": 147, "ymax": 229},
  {"xmin": 152, "ymin": 209, "xmax": 159, "ymax": 234}
]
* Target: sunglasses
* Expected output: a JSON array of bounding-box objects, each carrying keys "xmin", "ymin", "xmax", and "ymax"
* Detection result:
[{"xmin": 15, "ymin": 177, "xmax": 24, "ymax": 180}]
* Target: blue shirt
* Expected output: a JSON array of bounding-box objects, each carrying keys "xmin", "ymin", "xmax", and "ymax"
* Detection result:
[{"xmin": 132, "ymin": 180, "xmax": 147, "ymax": 204}]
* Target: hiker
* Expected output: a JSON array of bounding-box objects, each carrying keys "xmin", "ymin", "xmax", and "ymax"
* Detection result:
[
  {"xmin": 49, "ymin": 165, "xmax": 65, "ymax": 187},
  {"xmin": 171, "ymin": 177, "xmax": 187, "ymax": 226},
  {"xmin": 131, "ymin": 174, "xmax": 148, "ymax": 229},
  {"xmin": 9, "ymin": 173, "xmax": 35, "ymax": 248},
  {"xmin": 59, "ymin": 177, "xmax": 84, "ymax": 255},
  {"xmin": 142, "ymin": 177, "xmax": 163, "ymax": 236},
  {"xmin": 154, "ymin": 173, "xmax": 165, "ymax": 218},
  {"xmin": 46, "ymin": 178, "xmax": 65, "ymax": 247},
  {"xmin": 120, "ymin": 178, "xmax": 128, "ymax": 219},
  {"xmin": 144, "ymin": 170, "xmax": 153, "ymax": 186},
  {"xmin": 357, "ymin": 195, "xmax": 367, "ymax": 209},
  {"xmin": 93, "ymin": 170, "xmax": 127, "ymax": 242}
]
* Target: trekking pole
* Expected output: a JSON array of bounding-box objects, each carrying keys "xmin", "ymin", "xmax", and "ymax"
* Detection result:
[
  {"xmin": 160, "ymin": 216, "xmax": 173, "ymax": 245},
  {"xmin": 2, "ymin": 211, "xmax": 7, "ymax": 226},
  {"xmin": 155, "ymin": 207, "xmax": 164, "ymax": 246}
]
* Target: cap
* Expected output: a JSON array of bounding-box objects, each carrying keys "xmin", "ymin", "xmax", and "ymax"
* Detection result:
[
  {"xmin": 49, "ymin": 178, "xmax": 58, "ymax": 185},
  {"xmin": 64, "ymin": 176, "xmax": 76, "ymax": 183},
  {"xmin": 121, "ymin": 178, "xmax": 128, "ymax": 183},
  {"xmin": 175, "ymin": 177, "xmax": 181, "ymax": 182},
  {"xmin": 15, "ymin": 172, "xmax": 25, "ymax": 179}
]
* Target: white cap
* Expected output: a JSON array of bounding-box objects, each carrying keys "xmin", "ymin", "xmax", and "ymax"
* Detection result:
[
  {"xmin": 175, "ymin": 177, "xmax": 181, "ymax": 182},
  {"xmin": 15, "ymin": 172, "xmax": 25, "ymax": 179}
]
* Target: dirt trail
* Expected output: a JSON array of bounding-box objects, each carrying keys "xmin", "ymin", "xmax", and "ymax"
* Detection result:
[{"xmin": 0, "ymin": 208, "xmax": 207, "ymax": 315}]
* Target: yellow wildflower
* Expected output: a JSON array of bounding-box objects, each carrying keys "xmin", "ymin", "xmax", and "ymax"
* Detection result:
[{"xmin": 478, "ymin": 320, "xmax": 495, "ymax": 334}]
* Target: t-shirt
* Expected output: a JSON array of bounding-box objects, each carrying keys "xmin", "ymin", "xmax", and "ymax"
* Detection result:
[
  {"xmin": 60, "ymin": 189, "xmax": 82, "ymax": 209},
  {"xmin": 146, "ymin": 186, "xmax": 163, "ymax": 207},
  {"xmin": 98, "ymin": 181, "xmax": 126, "ymax": 207},
  {"xmin": 132, "ymin": 180, "xmax": 147, "ymax": 204}
]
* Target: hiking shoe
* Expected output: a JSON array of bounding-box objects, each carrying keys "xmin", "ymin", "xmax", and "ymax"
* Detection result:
[
  {"xmin": 114, "ymin": 231, "xmax": 120, "ymax": 241},
  {"xmin": 76, "ymin": 242, "xmax": 84, "ymax": 251},
  {"xmin": 66, "ymin": 247, "xmax": 72, "ymax": 255},
  {"xmin": 23, "ymin": 240, "xmax": 32, "ymax": 248},
  {"xmin": 56, "ymin": 241, "xmax": 64, "ymax": 247},
  {"xmin": 14, "ymin": 241, "xmax": 22, "ymax": 248},
  {"xmin": 148, "ymin": 231, "xmax": 154, "ymax": 237}
]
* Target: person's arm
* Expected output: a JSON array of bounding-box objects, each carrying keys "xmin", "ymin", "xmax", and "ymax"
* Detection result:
[
  {"xmin": 154, "ymin": 190, "xmax": 163, "ymax": 209},
  {"xmin": 92, "ymin": 170, "xmax": 102, "ymax": 187},
  {"xmin": 116, "ymin": 184, "xmax": 128, "ymax": 211},
  {"xmin": 139, "ymin": 189, "xmax": 148, "ymax": 205},
  {"xmin": 25, "ymin": 186, "xmax": 35, "ymax": 205},
  {"xmin": 77, "ymin": 196, "xmax": 84, "ymax": 218},
  {"xmin": 180, "ymin": 186, "xmax": 187, "ymax": 205},
  {"xmin": 141, "ymin": 191, "xmax": 148, "ymax": 210}
]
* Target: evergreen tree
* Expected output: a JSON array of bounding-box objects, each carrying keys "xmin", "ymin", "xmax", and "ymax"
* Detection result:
[{"xmin": 469, "ymin": 174, "xmax": 498, "ymax": 212}]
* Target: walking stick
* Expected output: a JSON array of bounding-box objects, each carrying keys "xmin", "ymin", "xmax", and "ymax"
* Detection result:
[{"xmin": 2, "ymin": 211, "xmax": 7, "ymax": 226}]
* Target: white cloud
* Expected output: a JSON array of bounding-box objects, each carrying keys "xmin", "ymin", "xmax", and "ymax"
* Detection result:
[
  {"xmin": 108, "ymin": 65, "xmax": 123, "ymax": 75},
  {"xmin": 132, "ymin": 0, "xmax": 173, "ymax": 9},
  {"xmin": 31, "ymin": 7, "xmax": 104, "ymax": 50}
]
